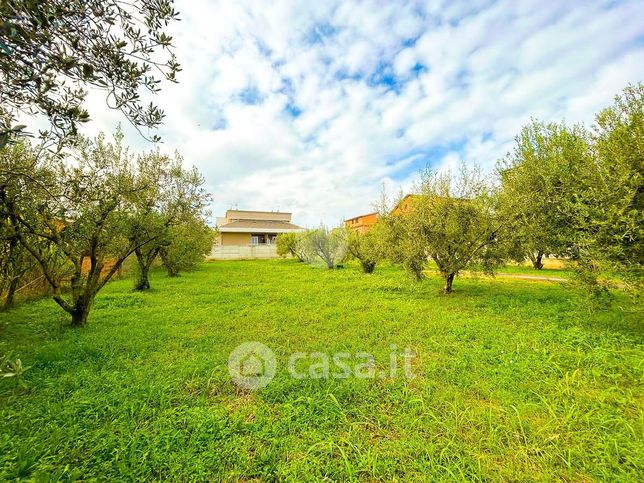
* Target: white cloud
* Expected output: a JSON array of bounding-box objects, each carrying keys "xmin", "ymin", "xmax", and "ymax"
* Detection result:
[{"xmin": 66, "ymin": 0, "xmax": 644, "ymax": 227}]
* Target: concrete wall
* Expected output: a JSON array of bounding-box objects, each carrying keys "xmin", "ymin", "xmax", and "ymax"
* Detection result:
[{"xmin": 209, "ymin": 244, "xmax": 279, "ymax": 260}]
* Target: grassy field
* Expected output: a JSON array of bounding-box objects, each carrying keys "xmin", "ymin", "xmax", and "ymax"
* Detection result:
[{"xmin": 0, "ymin": 260, "xmax": 642, "ymax": 480}]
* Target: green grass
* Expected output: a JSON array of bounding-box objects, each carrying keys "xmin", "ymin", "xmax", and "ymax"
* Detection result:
[{"xmin": 1, "ymin": 260, "xmax": 642, "ymax": 481}]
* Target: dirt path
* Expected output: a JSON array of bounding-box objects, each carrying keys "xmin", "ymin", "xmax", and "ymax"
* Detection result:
[
  {"xmin": 494, "ymin": 273, "xmax": 568, "ymax": 282},
  {"xmin": 452, "ymin": 271, "xmax": 569, "ymax": 283}
]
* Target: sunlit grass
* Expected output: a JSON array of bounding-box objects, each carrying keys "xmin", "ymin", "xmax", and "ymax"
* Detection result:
[{"xmin": 0, "ymin": 259, "xmax": 642, "ymax": 480}]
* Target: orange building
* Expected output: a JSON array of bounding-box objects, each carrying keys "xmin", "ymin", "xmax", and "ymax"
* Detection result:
[
  {"xmin": 345, "ymin": 195, "xmax": 424, "ymax": 233},
  {"xmin": 392, "ymin": 194, "xmax": 422, "ymax": 215},
  {"xmin": 344, "ymin": 212, "xmax": 378, "ymax": 233}
]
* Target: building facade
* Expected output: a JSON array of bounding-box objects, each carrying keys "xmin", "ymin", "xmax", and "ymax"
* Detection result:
[
  {"xmin": 344, "ymin": 212, "xmax": 378, "ymax": 233},
  {"xmin": 211, "ymin": 210, "xmax": 304, "ymax": 259},
  {"xmin": 345, "ymin": 195, "xmax": 422, "ymax": 234}
]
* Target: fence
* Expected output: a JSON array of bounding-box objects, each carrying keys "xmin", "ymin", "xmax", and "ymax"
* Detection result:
[
  {"xmin": 209, "ymin": 244, "xmax": 279, "ymax": 260},
  {"xmin": 2, "ymin": 258, "xmax": 129, "ymax": 308}
]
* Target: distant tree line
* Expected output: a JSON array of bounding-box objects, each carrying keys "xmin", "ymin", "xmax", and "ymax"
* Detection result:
[{"xmin": 280, "ymin": 83, "xmax": 642, "ymax": 296}]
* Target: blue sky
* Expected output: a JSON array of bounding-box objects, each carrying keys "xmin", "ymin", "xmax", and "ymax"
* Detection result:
[{"xmin": 81, "ymin": 0, "xmax": 644, "ymax": 226}]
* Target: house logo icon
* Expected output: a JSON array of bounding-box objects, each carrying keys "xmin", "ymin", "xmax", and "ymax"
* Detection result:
[{"xmin": 228, "ymin": 342, "xmax": 277, "ymax": 390}]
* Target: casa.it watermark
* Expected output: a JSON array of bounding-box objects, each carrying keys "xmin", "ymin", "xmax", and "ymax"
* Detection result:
[{"xmin": 228, "ymin": 341, "xmax": 416, "ymax": 390}]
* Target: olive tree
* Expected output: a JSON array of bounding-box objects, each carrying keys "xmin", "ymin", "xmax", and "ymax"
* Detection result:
[
  {"xmin": 0, "ymin": 133, "xmax": 169, "ymax": 326},
  {"xmin": 0, "ymin": 218, "xmax": 37, "ymax": 309},
  {"xmin": 0, "ymin": 143, "xmax": 28, "ymax": 308},
  {"xmin": 0, "ymin": 0, "xmax": 180, "ymax": 148},
  {"xmin": 276, "ymin": 232, "xmax": 298, "ymax": 259},
  {"xmin": 130, "ymin": 150, "xmax": 209, "ymax": 290},
  {"xmin": 0, "ymin": 142, "xmax": 67, "ymax": 308},
  {"xmin": 388, "ymin": 164, "xmax": 504, "ymax": 293},
  {"xmin": 159, "ymin": 217, "xmax": 214, "ymax": 277},
  {"xmin": 378, "ymin": 206, "xmax": 426, "ymax": 281},
  {"xmin": 574, "ymin": 83, "xmax": 643, "ymax": 289},
  {"xmin": 346, "ymin": 224, "xmax": 386, "ymax": 274},
  {"xmin": 276, "ymin": 231, "xmax": 312, "ymax": 262},
  {"xmin": 497, "ymin": 120, "xmax": 592, "ymax": 269},
  {"xmin": 498, "ymin": 84, "xmax": 642, "ymax": 292},
  {"xmin": 306, "ymin": 226, "xmax": 347, "ymax": 269},
  {"xmin": 0, "ymin": 143, "xmax": 39, "ymax": 308}
]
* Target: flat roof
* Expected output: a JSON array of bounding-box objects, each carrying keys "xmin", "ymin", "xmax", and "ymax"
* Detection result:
[
  {"xmin": 226, "ymin": 209, "xmax": 292, "ymax": 215},
  {"xmin": 219, "ymin": 219, "xmax": 304, "ymax": 233},
  {"xmin": 344, "ymin": 212, "xmax": 378, "ymax": 223}
]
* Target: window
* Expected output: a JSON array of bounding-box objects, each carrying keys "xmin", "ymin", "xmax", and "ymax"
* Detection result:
[{"xmin": 251, "ymin": 234, "xmax": 265, "ymax": 245}]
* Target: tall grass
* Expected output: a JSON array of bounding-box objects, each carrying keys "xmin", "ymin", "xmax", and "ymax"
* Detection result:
[{"xmin": 0, "ymin": 260, "xmax": 641, "ymax": 480}]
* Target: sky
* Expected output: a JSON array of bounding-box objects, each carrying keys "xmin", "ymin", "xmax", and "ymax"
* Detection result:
[{"xmin": 80, "ymin": 0, "xmax": 644, "ymax": 227}]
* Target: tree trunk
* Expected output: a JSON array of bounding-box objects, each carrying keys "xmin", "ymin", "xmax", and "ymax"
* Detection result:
[
  {"xmin": 159, "ymin": 248, "xmax": 179, "ymax": 277},
  {"xmin": 166, "ymin": 265, "xmax": 179, "ymax": 277},
  {"xmin": 2, "ymin": 236, "xmax": 22, "ymax": 310},
  {"xmin": 135, "ymin": 263, "xmax": 151, "ymax": 290},
  {"xmin": 361, "ymin": 260, "xmax": 376, "ymax": 274},
  {"xmin": 532, "ymin": 251, "xmax": 544, "ymax": 270},
  {"xmin": 134, "ymin": 248, "xmax": 155, "ymax": 290},
  {"xmin": 70, "ymin": 297, "xmax": 92, "ymax": 327},
  {"xmin": 2, "ymin": 276, "xmax": 19, "ymax": 310},
  {"xmin": 443, "ymin": 273, "xmax": 455, "ymax": 294}
]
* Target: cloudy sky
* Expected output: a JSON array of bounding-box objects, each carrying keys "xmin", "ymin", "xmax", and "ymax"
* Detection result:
[{"xmin": 82, "ymin": 0, "xmax": 644, "ymax": 227}]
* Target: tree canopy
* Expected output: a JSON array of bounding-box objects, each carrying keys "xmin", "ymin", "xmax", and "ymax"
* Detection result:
[
  {"xmin": 575, "ymin": 83, "xmax": 643, "ymax": 288},
  {"xmin": 346, "ymin": 223, "xmax": 387, "ymax": 274},
  {"xmin": 384, "ymin": 164, "xmax": 503, "ymax": 293},
  {"xmin": 0, "ymin": 0, "xmax": 180, "ymax": 147},
  {"xmin": 130, "ymin": 149, "xmax": 210, "ymax": 290},
  {"xmin": 498, "ymin": 120, "xmax": 592, "ymax": 269},
  {"xmin": 497, "ymin": 83, "xmax": 642, "ymax": 291}
]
